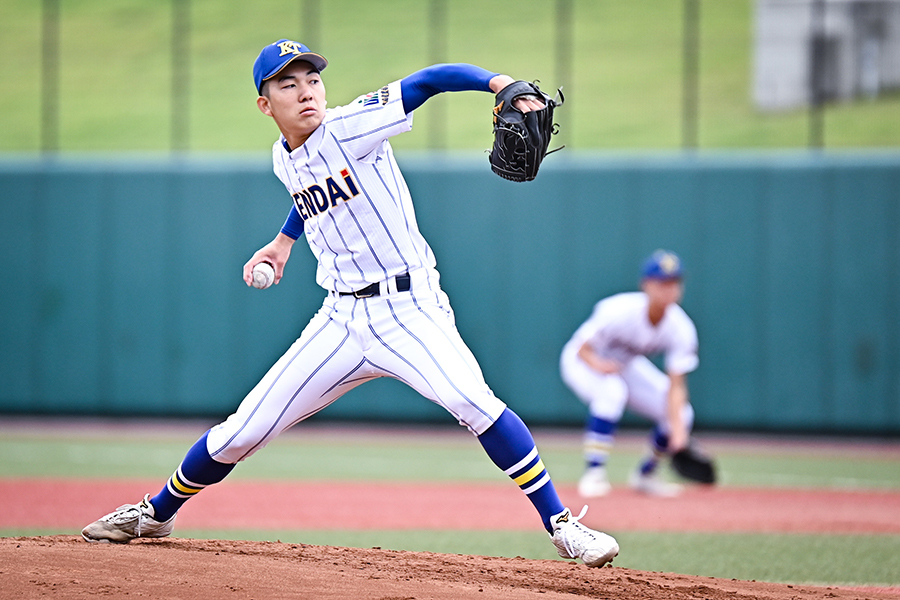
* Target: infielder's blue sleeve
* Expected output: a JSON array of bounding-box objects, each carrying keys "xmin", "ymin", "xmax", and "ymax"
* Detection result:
[
  {"xmin": 280, "ymin": 205, "xmax": 303, "ymax": 239},
  {"xmin": 401, "ymin": 64, "xmax": 498, "ymax": 113}
]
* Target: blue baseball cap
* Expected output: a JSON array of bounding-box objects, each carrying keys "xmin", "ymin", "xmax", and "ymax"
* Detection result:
[
  {"xmin": 253, "ymin": 39, "xmax": 328, "ymax": 95},
  {"xmin": 641, "ymin": 250, "xmax": 684, "ymax": 280}
]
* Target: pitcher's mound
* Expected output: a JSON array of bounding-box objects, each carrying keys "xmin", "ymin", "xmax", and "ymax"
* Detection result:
[{"xmin": 2, "ymin": 536, "xmax": 896, "ymax": 600}]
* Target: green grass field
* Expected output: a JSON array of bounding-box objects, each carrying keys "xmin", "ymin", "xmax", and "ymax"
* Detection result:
[
  {"xmin": 1, "ymin": 0, "xmax": 898, "ymax": 152},
  {"xmin": 2, "ymin": 420, "xmax": 899, "ymax": 588}
]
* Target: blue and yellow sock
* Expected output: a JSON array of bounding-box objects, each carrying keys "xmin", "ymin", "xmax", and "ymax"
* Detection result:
[
  {"xmin": 478, "ymin": 408, "xmax": 565, "ymax": 533},
  {"xmin": 149, "ymin": 430, "xmax": 235, "ymax": 522},
  {"xmin": 584, "ymin": 415, "xmax": 618, "ymax": 469}
]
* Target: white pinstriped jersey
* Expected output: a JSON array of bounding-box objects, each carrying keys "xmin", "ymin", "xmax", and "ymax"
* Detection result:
[
  {"xmin": 271, "ymin": 79, "xmax": 434, "ymax": 293},
  {"xmin": 565, "ymin": 292, "xmax": 699, "ymax": 376}
]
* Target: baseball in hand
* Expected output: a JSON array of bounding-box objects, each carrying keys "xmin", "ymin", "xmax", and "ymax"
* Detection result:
[{"xmin": 251, "ymin": 262, "xmax": 275, "ymax": 289}]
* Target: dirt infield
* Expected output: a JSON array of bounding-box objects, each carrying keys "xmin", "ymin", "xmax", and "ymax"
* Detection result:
[
  {"xmin": 3, "ymin": 479, "xmax": 900, "ymax": 534},
  {"xmin": 3, "ymin": 422, "xmax": 899, "ymax": 598},
  {"xmin": 3, "ymin": 479, "xmax": 900, "ymax": 599},
  {"xmin": 3, "ymin": 535, "xmax": 898, "ymax": 600}
]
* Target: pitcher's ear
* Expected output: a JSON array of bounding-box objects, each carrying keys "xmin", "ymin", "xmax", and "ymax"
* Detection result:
[{"xmin": 257, "ymin": 95, "xmax": 273, "ymax": 116}]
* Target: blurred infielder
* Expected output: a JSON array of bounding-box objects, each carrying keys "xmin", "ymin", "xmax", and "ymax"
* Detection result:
[
  {"xmin": 561, "ymin": 250, "xmax": 707, "ymax": 498},
  {"xmin": 82, "ymin": 39, "xmax": 618, "ymax": 568}
]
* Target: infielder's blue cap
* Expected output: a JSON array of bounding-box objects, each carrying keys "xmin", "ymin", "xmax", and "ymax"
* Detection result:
[
  {"xmin": 641, "ymin": 249, "xmax": 684, "ymax": 280},
  {"xmin": 253, "ymin": 39, "xmax": 328, "ymax": 95}
]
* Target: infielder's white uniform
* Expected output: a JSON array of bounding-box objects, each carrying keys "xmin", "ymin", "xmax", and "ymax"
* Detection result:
[
  {"xmin": 560, "ymin": 291, "xmax": 698, "ymax": 431},
  {"xmin": 207, "ymin": 80, "xmax": 506, "ymax": 462}
]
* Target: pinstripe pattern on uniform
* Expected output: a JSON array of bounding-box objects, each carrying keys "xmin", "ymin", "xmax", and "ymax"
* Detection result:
[
  {"xmin": 208, "ymin": 282, "xmax": 506, "ymax": 463},
  {"xmin": 400, "ymin": 288, "xmax": 490, "ymax": 385},
  {"xmin": 339, "ymin": 136, "xmax": 431, "ymax": 273},
  {"xmin": 206, "ymin": 78, "xmax": 508, "ymax": 465},
  {"xmin": 280, "ymin": 140, "xmax": 371, "ymax": 284},
  {"xmin": 325, "ymin": 138, "xmax": 420, "ymax": 285},
  {"xmin": 384, "ymin": 157, "xmax": 430, "ymax": 268},
  {"xmin": 336, "ymin": 138, "xmax": 412, "ymax": 265},
  {"xmin": 331, "ymin": 160, "xmax": 394, "ymax": 279},
  {"xmin": 279, "ymin": 357, "xmax": 386, "ymax": 432},
  {"xmin": 335, "ymin": 117, "xmax": 411, "ymax": 143},
  {"xmin": 208, "ymin": 303, "xmax": 349, "ymax": 461},
  {"xmin": 381, "ymin": 290, "xmax": 499, "ymax": 426},
  {"xmin": 277, "ymin": 346, "xmax": 426, "ymax": 434},
  {"xmin": 362, "ymin": 298, "xmax": 472, "ymax": 425},
  {"xmin": 322, "ymin": 197, "xmax": 374, "ymax": 280},
  {"xmin": 271, "ymin": 80, "xmax": 435, "ymax": 293},
  {"xmin": 330, "ymin": 91, "xmax": 407, "ymax": 143}
]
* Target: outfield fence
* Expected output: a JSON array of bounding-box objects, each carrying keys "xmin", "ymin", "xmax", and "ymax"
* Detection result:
[{"xmin": 2, "ymin": 154, "xmax": 898, "ymax": 433}]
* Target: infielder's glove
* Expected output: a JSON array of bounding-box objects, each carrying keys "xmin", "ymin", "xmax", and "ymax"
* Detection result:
[
  {"xmin": 671, "ymin": 446, "xmax": 717, "ymax": 484},
  {"xmin": 489, "ymin": 80, "xmax": 564, "ymax": 182}
]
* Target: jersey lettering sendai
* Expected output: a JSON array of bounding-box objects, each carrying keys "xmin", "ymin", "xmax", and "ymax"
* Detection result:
[
  {"xmin": 566, "ymin": 292, "xmax": 698, "ymax": 375},
  {"xmin": 271, "ymin": 80, "xmax": 432, "ymax": 293}
]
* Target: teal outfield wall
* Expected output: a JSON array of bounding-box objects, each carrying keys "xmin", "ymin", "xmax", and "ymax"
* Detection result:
[{"xmin": 1, "ymin": 153, "xmax": 899, "ymax": 433}]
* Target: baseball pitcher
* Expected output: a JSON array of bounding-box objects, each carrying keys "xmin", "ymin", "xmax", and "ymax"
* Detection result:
[{"xmin": 81, "ymin": 39, "xmax": 617, "ymax": 568}]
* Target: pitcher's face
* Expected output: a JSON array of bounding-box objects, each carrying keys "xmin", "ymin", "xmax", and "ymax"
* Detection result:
[{"xmin": 257, "ymin": 60, "xmax": 327, "ymax": 147}]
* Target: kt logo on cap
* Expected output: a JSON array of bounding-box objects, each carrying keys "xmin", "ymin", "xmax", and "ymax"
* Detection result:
[{"xmin": 278, "ymin": 40, "xmax": 306, "ymax": 56}]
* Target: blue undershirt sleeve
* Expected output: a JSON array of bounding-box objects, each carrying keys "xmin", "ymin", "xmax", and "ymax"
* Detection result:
[
  {"xmin": 280, "ymin": 205, "xmax": 303, "ymax": 240},
  {"xmin": 401, "ymin": 63, "xmax": 498, "ymax": 113}
]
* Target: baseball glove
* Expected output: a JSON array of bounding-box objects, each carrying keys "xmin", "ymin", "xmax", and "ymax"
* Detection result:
[
  {"xmin": 489, "ymin": 80, "xmax": 564, "ymax": 182},
  {"xmin": 671, "ymin": 446, "xmax": 716, "ymax": 484}
]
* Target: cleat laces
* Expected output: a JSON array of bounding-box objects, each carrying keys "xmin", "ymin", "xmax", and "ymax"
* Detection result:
[
  {"xmin": 102, "ymin": 505, "xmax": 142, "ymax": 530},
  {"xmin": 100, "ymin": 497, "xmax": 152, "ymax": 536},
  {"xmin": 559, "ymin": 505, "xmax": 599, "ymax": 559}
]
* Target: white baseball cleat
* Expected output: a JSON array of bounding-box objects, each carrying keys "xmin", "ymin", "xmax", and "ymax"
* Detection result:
[
  {"xmin": 549, "ymin": 506, "xmax": 619, "ymax": 568},
  {"xmin": 628, "ymin": 469, "xmax": 683, "ymax": 498},
  {"xmin": 81, "ymin": 494, "xmax": 176, "ymax": 543},
  {"xmin": 577, "ymin": 466, "xmax": 612, "ymax": 498}
]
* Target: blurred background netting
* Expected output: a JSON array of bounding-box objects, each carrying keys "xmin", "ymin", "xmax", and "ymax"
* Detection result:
[{"xmin": 2, "ymin": 0, "xmax": 898, "ymax": 154}]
